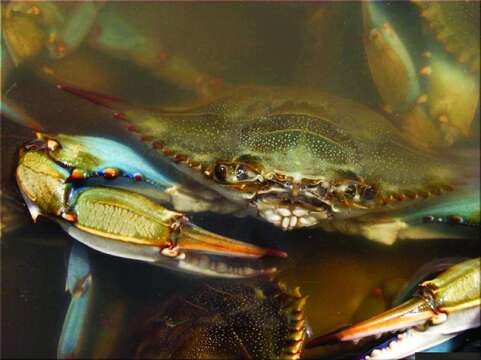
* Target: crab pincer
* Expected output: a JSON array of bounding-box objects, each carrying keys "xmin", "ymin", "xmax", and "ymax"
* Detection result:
[{"xmin": 306, "ymin": 258, "xmax": 480, "ymax": 359}]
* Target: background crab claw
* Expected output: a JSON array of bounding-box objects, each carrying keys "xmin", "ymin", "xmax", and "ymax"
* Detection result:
[{"xmin": 306, "ymin": 297, "xmax": 435, "ymax": 347}]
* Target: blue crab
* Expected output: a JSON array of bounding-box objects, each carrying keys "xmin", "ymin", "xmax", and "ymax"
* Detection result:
[
  {"xmin": 55, "ymin": 83, "xmax": 479, "ymax": 246},
  {"xmin": 5, "ymin": 1, "xmax": 480, "ymax": 358},
  {"xmin": 14, "ymin": 0, "xmax": 476, "ymax": 250},
  {"xmin": 361, "ymin": 1, "xmax": 479, "ymax": 149},
  {"xmin": 14, "ymin": 77, "xmax": 478, "ymax": 355}
]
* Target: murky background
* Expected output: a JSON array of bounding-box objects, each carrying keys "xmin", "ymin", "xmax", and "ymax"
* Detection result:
[{"xmin": 1, "ymin": 1, "xmax": 479, "ymax": 358}]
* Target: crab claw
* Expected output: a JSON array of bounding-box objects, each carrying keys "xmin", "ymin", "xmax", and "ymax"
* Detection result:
[
  {"xmin": 174, "ymin": 221, "xmax": 287, "ymax": 259},
  {"xmin": 306, "ymin": 296, "xmax": 478, "ymax": 360},
  {"xmin": 60, "ymin": 186, "xmax": 286, "ymax": 278},
  {"xmin": 62, "ymin": 210, "xmax": 286, "ymax": 279},
  {"xmin": 306, "ymin": 297, "xmax": 437, "ymax": 347},
  {"xmin": 157, "ymin": 221, "xmax": 287, "ymax": 277},
  {"xmin": 306, "ymin": 258, "xmax": 481, "ymax": 359},
  {"xmin": 56, "ymin": 186, "xmax": 286, "ymax": 278},
  {"xmin": 16, "ymin": 135, "xmax": 287, "ymax": 278}
]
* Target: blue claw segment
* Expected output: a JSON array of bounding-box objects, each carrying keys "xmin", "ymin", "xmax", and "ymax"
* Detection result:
[
  {"xmin": 59, "ymin": 135, "xmax": 175, "ymax": 190},
  {"xmin": 57, "ymin": 243, "xmax": 93, "ymax": 359}
]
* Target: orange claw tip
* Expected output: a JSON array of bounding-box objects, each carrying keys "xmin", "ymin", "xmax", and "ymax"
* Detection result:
[
  {"xmin": 177, "ymin": 224, "xmax": 288, "ymax": 260},
  {"xmin": 56, "ymin": 84, "xmax": 124, "ymax": 109},
  {"xmin": 305, "ymin": 297, "xmax": 435, "ymax": 349}
]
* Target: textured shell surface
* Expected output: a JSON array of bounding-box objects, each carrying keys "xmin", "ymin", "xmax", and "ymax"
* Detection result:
[{"xmin": 131, "ymin": 86, "xmax": 459, "ymax": 190}]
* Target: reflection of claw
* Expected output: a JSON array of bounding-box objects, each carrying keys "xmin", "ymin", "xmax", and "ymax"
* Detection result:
[{"xmin": 307, "ymin": 258, "xmax": 480, "ymax": 358}]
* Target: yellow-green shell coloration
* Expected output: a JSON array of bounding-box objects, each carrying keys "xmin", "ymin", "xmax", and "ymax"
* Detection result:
[
  {"xmin": 122, "ymin": 87, "xmax": 455, "ymax": 187},
  {"xmin": 73, "ymin": 187, "xmax": 177, "ymax": 246},
  {"xmin": 16, "ymin": 144, "xmax": 180, "ymax": 248},
  {"xmin": 306, "ymin": 258, "xmax": 480, "ymax": 358},
  {"xmin": 16, "ymin": 149, "xmax": 70, "ymax": 217}
]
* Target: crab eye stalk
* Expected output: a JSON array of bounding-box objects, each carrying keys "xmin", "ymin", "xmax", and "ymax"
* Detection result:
[{"xmin": 306, "ymin": 182, "xmax": 330, "ymax": 197}]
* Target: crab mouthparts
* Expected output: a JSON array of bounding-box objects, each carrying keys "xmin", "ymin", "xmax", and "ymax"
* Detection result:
[{"xmin": 254, "ymin": 194, "xmax": 333, "ymax": 231}]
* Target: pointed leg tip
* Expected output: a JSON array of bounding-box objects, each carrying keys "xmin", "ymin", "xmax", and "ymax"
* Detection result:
[{"xmin": 57, "ymin": 84, "xmax": 123, "ymax": 109}]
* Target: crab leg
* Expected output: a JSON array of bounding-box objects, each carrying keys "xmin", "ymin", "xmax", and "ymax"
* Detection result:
[
  {"xmin": 394, "ymin": 181, "xmax": 480, "ymax": 241},
  {"xmin": 306, "ymin": 258, "xmax": 480, "ymax": 358},
  {"xmin": 362, "ymin": 1, "xmax": 479, "ymax": 149},
  {"xmin": 57, "ymin": 243, "xmax": 94, "ymax": 359}
]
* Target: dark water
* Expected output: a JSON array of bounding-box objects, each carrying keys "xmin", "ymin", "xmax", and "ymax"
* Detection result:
[{"xmin": 1, "ymin": 1, "xmax": 480, "ymax": 358}]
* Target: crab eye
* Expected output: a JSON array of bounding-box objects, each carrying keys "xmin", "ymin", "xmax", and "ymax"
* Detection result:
[{"xmin": 214, "ymin": 164, "xmax": 227, "ymax": 182}]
